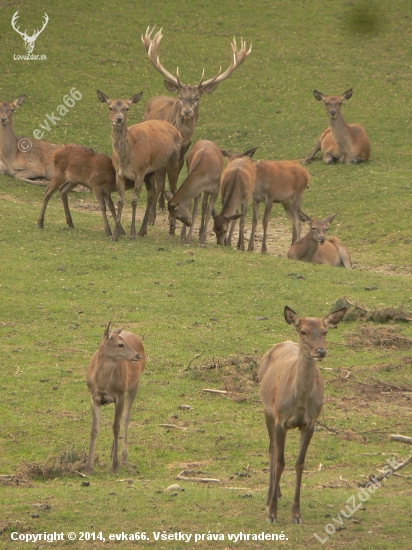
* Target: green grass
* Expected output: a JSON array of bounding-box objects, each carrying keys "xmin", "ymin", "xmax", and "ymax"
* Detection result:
[{"xmin": 1, "ymin": 0, "xmax": 412, "ymax": 549}]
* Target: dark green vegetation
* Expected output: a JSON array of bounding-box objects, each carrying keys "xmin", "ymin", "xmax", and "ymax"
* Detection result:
[{"xmin": 1, "ymin": 0, "xmax": 411, "ymax": 548}]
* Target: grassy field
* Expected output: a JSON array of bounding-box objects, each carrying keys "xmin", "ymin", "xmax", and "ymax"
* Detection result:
[{"xmin": 1, "ymin": 0, "xmax": 412, "ymax": 549}]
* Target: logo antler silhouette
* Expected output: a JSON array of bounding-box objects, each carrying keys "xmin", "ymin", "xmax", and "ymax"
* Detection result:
[{"xmin": 11, "ymin": 11, "xmax": 49, "ymax": 54}]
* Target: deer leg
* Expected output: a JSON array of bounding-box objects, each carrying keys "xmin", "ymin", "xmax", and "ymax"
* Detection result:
[
  {"xmin": 85, "ymin": 397, "xmax": 102, "ymax": 475},
  {"xmin": 37, "ymin": 175, "xmax": 68, "ymax": 229},
  {"xmin": 184, "ymin": 195, "xmax": 200, "ymax": 244},
  {"xmin": 323, "ymin": 151, "xmax": 335, "ymax": 165},
  {"xmin": 237, "ymin": 202, "xmax": 248, "ymax": 251},
  {"xmin": 225, "ymin": 213, "xmax": 238, "ymax": 247},
  {"xmin": 260, "ymin": 199, "xmax": 274, "ymax": 254},
  {"xmin": 113, "ymin": 175, "xmax": 126, "ymax": 241},
  {"xmin": 128, "ymin": 175, "xmax": 144, "ymax": 239},
  {"xmin": 267, "ymin": 418, "xmax": 286, "ymax": 523},
  {"xmin": 292, "ymin": 425, "xmax": 314, "ymax": 524},
  {"xmin": 149, "ymin": 169, "xmax": 165, "ymax": 224},
  {"xmin": 302, "ymin": 138, "xmax": 321, "ymax": 165},
  {"xmin": 111, "ymin": 394, "xmax": 125, "ymax": 473},
  {"xmin": 105, "ymin": 194, "xmax": 125, "ymax": 236},
  {"xmin": 92, "ymin": 189, "xmax": 112, "ymax": 237},
  {"xmin": 121, "ymin": 384, "xmax": 138, "ymax": 464},
  {"xmin": 283, "ymin": 199, "xmax": 301, "ymax": 245},
  {"xmin": 199, "ymin": 188, "xmax": 219, "ymax": 245},
  {"xmin": 247, "ymin": 200, "xmax": 259, "ymax": 252}
]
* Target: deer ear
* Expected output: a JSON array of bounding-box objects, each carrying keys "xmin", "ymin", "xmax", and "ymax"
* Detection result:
[
  {"xmin": 298, "ymin": 210, "xmax": 312, "ymax": 223},
  {"xmin": 97, "ymin": 90, "xmax": 110, "ymax": 104},
  {"xmin": 200, "ymin": 81, "xmax": 219, "ymax": 95},
  {"xmin": 103, "ymin": 321, "xmax": 112, "ymax": 342},
  {"xmin": 113, "ymin": 326, "xmax": 124, "ymax": 335},
  {"xmin": 324, "ymin": 213, "xmax": 338, "ymax": 226},
  {"xmin": 284, "ymin": 306, "xmax": 300, "ymax": 327},
  {"xmin": 128, "ymin": 92, "xmax": 143, "ymax": 105},
  {"xmin": 13, "ymin": 95, "xmax": 26, "ymax": 108},
  {"xmin": 341, "ymin": 89, "xmax": 353, "ymax": 101},
  {"xmin": 164, "ymin": 80, "xmax": 180, "ymax": 93},
  {"xmin": 242, "ymin": 147, "xmax": 258, "ymax": 158},
  {"xmin": 226, "ymin": 213, "xmax": 242, "ymax": 222},
  {"xmin": 211, "ymin": 208, "xmax": 218, "ymax": 218},
  {"xmin": 165, "ymin": 191, "xmax": 174, "ymax": 203},
  {"xmin": 220, "ymin": 149, "xmax": 230, "ymax": 158},
  {"xmin": 313, "ymin": 90, "xmax": 324, "ymax": 102},
  {"xmin": 323, "ymin": 308, "xmax": 347, "ymax": 328}
]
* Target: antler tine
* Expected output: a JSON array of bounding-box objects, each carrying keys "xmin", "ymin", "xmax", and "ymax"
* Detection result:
[
  {"xmin": 34, "ymin": 13, "xmax": 49, "ymax": 36},
  {"xmin": 200, "ymin": 36, "xmax": 252, "ymax": 89},
  {"xmin": 197, "ymin": 68, "xmax": 205, "ymax": 88},
  {"xmin": 11, "ymin": 11, "xmax": 26, "ymax": 37},
  {"xmin": 144, "ymin": 26, "xmax": 181, "ymax": 88}
]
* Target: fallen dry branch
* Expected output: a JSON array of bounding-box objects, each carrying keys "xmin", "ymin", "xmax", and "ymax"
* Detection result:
[
  {"xmin": 346, "ymin": 324, "xmax": 412, "ymax": 350},
  {"xmin": 202, "ymin": 389, "xmax": 228, "ymax": 395},
  {"xmin": 176, "ymin": 470, "xmax": 220, "ymax": 483},
  {"xmin": 338, "ymin": 297, "xmax": 412, "ymax": 323},
  {"xmin": 159, "ymin": 424, "xmax": 188, "ymax": 431},
  {"xmin": 390, "ymin": 434, "xmax": 412, "ymax": 446}
]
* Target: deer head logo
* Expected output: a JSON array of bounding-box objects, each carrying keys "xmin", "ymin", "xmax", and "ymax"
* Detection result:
[{"xmin": 11, "ymin": 11, "xmax": 49, "ymax": 54}]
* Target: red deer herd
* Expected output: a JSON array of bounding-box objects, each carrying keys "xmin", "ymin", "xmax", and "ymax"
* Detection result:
[{"xmin": 1, "ymin": 25, "xmax": 370, "ymax": 523}]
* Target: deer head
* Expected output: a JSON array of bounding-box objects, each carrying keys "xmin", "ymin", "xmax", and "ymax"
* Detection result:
[
  {"xmin": 298, "ymin": 211, "xmax": 338, "ymax": 245},
  {"xmin": 11, "ymin": 11, "xmax": 49, "ymax": 54}
]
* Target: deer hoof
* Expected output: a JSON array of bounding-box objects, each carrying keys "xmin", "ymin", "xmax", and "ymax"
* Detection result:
[
  {"xmin": 292, "ymin": 517, "xmax": 302, "ymax": 525},
  {"xmin": 267, "ymin": 516, "xmax": 277, "ymax": 524}
]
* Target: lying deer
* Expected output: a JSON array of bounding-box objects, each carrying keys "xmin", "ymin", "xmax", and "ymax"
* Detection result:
[
  {"xmin": 142, "ymin": 27, "xmax": 251, "ymax": 213},
  {"xmin": 0, "ymin": 95, "xmax": 59, "ymax": 184},
  {"xmin": 303, "ymin": 89, "xmax": 371, "ymax": 165},
  {"xmin": 287, "ymin": 212, "xmax": 352, "ymax": 268},
  {"xmin": 248, "ymin": 160, "xmax": 310, "ymax": 253},
  {"xmin": 259, "ymin": 305, "xmax": 347, "ymax": 523},
  {"xmin": 165, "ymin": 140, "xmax": 224, "ymax": 244},
  {"xmin": 97, "ymin": 90, "xmax": 182, "ymax": 241},
  {"xmin": 85, "ymin": 322, "xmax": 146, "ymax": 474},
  {"xmin": 212, "ymin": 147, "xmax": 257, "ymax": 250},
  {"xmin": 37, "ymin": 145, "xmax": 134, "ymax": 237}
]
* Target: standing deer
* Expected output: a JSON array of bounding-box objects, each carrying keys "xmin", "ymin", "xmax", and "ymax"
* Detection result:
[
  {"xmin": 248, "ymin": 160, "xmax": 310, "ymax": 253},
  {"xmin": 303, "ymin": 89, "xmax": 371, "ymax": 165},
  {"xmin": 85, "ymin": 322, "xmax": 146, "ymax": 474},
  {"xmin": 0, "ymin": 95, "xmax": 59, "ymax": 184},
  {"xmin": 212, "ymin": 147, "xmax": 257, "ymax": 250},
  {"xmin": 96, "ymin": 90, "xmax": 182, "ymax": 241},
  {"xmin": 141, "ymin": 27, "xmax": 251, "ymax": 213},
  {"xmin": 165, "ymin": 140, "xmax": 224, "ymax": 244},
  {"xmin": 287, "ymin": 212, "xmax": 352, "ymax": 268},
  {"xmin": 259, "ymin": 305, "xmax": 347, "ymax": 523},
  {"xmin": 37, "ymin": 145, "xmax": 135, "ymax": 237}
]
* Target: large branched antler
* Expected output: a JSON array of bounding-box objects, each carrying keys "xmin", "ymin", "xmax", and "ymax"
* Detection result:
[
  {"xmin": 142, "ymin": 26, "xmax": 251, "ymax": 91},
  {"xmin": 199, "ymin": 37, "xmax": 252, "ymax": 89},
  {"xmin": 142, "ymin": 26, "xmax": 182, "ymax": 88}
]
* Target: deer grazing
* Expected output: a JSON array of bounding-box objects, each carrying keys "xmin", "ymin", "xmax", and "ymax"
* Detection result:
[
  {"xmin": 165, "ymin": 140, "xmax": 224, "ymax": 244},
  {"xmin": 85, "ymin": 322, "xmax": 146, "ymax": 474},
  {"xmin": 248, "ymin": 160, "xmax": 310, "ymax": 254},
  {"xmin": 96, "ymin": 90, "xmax": 182, "ymax": 241},
  {"xmin": 0, "ymin": 95, "xmax": 59, "ymax": 184},
  {"xmin": 303, "ymin": 89, "xmax": 371, "ymax": 165},
  {"xmin": 11, "ymin": 11, "xmax": 49, "ymax": 54},
  {"xmin": 37, "ymin": 145, "xmax": 135, "ymax": 237},
  {"xmin": 259, "ymin": 305, "xmax": 347, "ymax": 523},
  {"xmin": 212, "ymin": 147, "xmax": 257, "ymax": 250},
  {"xmin": 287, "ymin": 212, "xmax": 352, "ymax": 268},
  {"xmin": 142, "ymin": 27, "xmax": 251, "ymax": 212}
]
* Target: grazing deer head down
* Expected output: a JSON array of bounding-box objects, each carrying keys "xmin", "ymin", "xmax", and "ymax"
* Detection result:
[
  {"xmin": 11, "ymin": 11, "xmax": 49, "ymax": 54},
  {"xmin": 259, "ymin": 306, "xmax": 347, "ymax": 523}
]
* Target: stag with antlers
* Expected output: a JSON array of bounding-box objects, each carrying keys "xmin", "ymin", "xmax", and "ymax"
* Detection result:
[
  {"xmin": 141, "ymin": 26, "xmax": 251, "ymax": 214},
  {"xmin": 11, "ymin": 11, "xmax": 49, "ymax": 54}
]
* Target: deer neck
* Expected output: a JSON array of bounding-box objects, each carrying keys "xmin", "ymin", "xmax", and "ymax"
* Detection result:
[
  {"xmin": 172, "ymin": 104, "xmax": 198, "ymax": 148},
  {"xmin": 111, "ymin": 123, "xmax": 131, "ymax": 168},
  {"xmin": 293, "ymin": 347, "xmax": 318, "ymax": 403},
  {"xmin": 295, "ymin": 230, "xmax": 319, "ymax": 262},
  {"xmin": 329, "ymin": 113, "xmax": 351, "ymax": 151},
  {"xmin": 0, "ymin": 120, "xmax": 18, "ymax": 163},
  {"xmin": 94, "ymin": 350, "xmax": 117, "ymax": 390}
]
